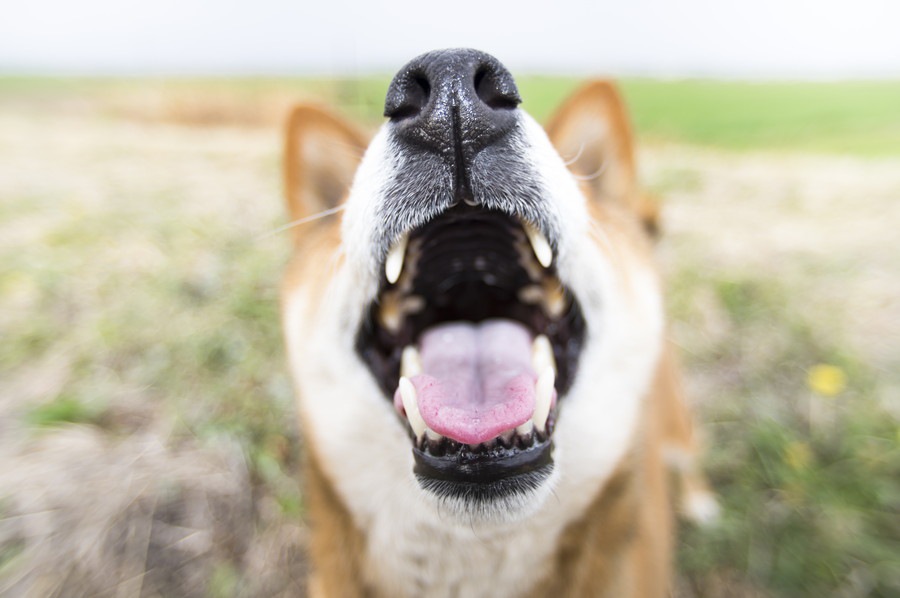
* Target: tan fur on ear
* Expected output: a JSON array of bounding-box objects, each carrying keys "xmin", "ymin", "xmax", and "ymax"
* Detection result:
[
  {"xmin": 282, "ymin": 105, "xmax": 368, "ymax": 243},
  {"xmin": 545, "ymin": 81, "xmax": 659, "ymax": 236}
]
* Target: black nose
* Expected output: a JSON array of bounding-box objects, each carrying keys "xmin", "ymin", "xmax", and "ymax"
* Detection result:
[{"xmin": 384, "ymin": 49, "xmax": 521, "ymax": 166}]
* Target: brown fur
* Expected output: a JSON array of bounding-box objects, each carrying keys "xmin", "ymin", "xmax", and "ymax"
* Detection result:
[{"xmin": 281, "ymin": 80, "xmax": 710, "ymax": 597}]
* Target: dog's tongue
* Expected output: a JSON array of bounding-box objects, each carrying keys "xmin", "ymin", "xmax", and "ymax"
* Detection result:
[{"xmin": 404, "ymin": 319, "xmax": 537, "ymax": 445}]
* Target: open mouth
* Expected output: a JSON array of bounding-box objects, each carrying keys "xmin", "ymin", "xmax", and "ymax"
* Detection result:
[{"xmin": 355, "ymin": 206, "xmax": 585, "ymax": 501}]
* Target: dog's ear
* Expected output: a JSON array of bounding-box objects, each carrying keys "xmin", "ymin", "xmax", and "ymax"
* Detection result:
[
  {"xmin": 282, "ymin": 105, "xmax": 367, "ymax": 237},
  {"xmin": 545, "ymin": 81, "xmax": 659, "ymax": 236}
]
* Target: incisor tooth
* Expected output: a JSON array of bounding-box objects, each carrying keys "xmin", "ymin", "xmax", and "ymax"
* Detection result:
[
  {"xmin": 523, "ymin": 222, "xmax": 553, "ymax": 268},
  {"xmin": 385, "ymin": 233, "xmax": 408, "ymax": 284},
  {"xmin": 516, "ymin": 419, "xmax": 534, "ymax": 437},
  {"xmin": 401, "ymin": 345, "xmax": 422, "ymax": 377},
  {"xmin": 532, "ymin": 335, "xmax": 556, "ymax": 375},
  {"xmin": 534, "ymin": 367, "xmax": 555, "ymax": 433},
  {"xmin": 399, "ymin": 377, "xmax": 426, "ymax": 439}
]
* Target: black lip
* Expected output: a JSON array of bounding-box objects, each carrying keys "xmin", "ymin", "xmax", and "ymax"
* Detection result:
[{"xmin": 413, "ymin": 439, "xmax": 554, "ymax": 503}]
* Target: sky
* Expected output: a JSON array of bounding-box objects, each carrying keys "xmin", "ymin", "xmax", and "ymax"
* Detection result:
[{"xmin": 2, "ymin": 0, "xmax": 899, "ymax": 78}]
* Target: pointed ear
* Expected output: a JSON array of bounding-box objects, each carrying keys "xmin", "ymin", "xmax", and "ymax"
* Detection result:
[
  {"xmin": 282, "ymin": 105, "xmax": 368, "ymax": 236},
  {"xmin": 545, "ymin": 81, "xmax": 659, "ymax": 236}
]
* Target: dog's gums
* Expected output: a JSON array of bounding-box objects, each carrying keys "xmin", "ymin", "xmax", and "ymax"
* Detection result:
[{"xmin": 355, "ymin": 207, "xmax": 585, "ymax": 497}]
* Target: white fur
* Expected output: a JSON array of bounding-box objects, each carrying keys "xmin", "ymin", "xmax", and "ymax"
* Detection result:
[
  {"xmin": 283, "ymin": 112, "xmax": 664, "ymax": 597},
  {"xmin": 341, "ymin": 126, "xmax": 395, "ymax": 282}
]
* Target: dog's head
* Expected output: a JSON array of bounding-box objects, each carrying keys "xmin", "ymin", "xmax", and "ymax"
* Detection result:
[{"xmin": 282, "ymin": 49, "xmax": 664, "ymax": 523}]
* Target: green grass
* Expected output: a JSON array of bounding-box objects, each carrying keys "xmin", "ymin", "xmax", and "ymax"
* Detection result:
[
  {"xmin": 621, "ymin": 79, "xmax": 900, "ymax": 155},
  {"xmin": 669, "ymin": 269, "xmax": 900, "ymax": 596},
  {"xmin": 2, "ymin": 76, "xmax": 899, "ymax": 154},
  {"xmin": 24, "ymin": 394, "xmax": 106, "ymax": 428}
]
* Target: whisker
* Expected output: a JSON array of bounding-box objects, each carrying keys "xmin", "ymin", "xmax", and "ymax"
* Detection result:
[
  {"xmin": 562, "ymin": 143, "xmax": 586, "ymax": 166},
  {"xmin": 256, "ymin": 204, "xmax": 346, "ymax": 241},
  {"xmin": 573, "ymin": 160, "xmax": 608, "ymax": 182},
  {"xmin": 588, "ymin": 220, "xmax": 613, "ymax": 254}
]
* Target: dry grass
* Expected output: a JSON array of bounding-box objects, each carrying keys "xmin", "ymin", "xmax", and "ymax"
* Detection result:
[
  {"xmin": 1, "ymin": 82, "xmax": 898, "ymax": 597},
  {"xmin": 0, "ymin": 102, "xmax": 308, "ymax": 597}
]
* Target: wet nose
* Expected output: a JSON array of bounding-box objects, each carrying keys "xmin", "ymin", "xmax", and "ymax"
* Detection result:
[{"xmin": 384, "ymin": 49, "xmax": 521, "ymax": 164}]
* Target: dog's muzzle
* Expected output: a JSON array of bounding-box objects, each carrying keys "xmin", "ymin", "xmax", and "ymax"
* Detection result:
[{"xmin": 356, "ymin": 49, "xmax": 586, "ymax": 504}]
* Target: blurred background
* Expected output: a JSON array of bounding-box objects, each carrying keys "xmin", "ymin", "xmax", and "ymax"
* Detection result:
[{"xmin": 1, "ymin": 1, "xmax": 898, "ymax": 596}]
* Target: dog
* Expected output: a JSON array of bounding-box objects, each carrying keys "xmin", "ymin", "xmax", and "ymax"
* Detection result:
[{"xmin": 280, "ymin": 49, "xmax": 715, "ymax": 597}]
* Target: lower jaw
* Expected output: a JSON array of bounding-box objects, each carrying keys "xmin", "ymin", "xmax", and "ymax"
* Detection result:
[{"xmin": 412, "ymin": 437, "xmax": 554, "ymax": 504}]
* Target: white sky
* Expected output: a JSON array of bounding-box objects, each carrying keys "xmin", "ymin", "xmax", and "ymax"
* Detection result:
[{"xmin": 1, "ymin": 0, "xmax": 899, "ymax": 77}]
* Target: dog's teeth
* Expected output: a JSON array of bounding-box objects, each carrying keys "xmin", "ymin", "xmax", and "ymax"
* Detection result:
[
  {"xmin": 532, "ymin": 335, "xmax": 556, "ymax": 374},
  {"xmin": 516, "ymin": 419, "xmax": 534, "ymax": 437},
  {"xmin": 378, "ymin": 293, "xmax": 424, "ymax": 334},
  {"xmin": 500, "ymin": 429, "xmax": 515, "ymax": 445},
  {"xmin": 534, "ymin": 367, "xmax": 555, "ymax": 433},
  {"xmin": 425, "ymin": 429, "xmax": 443, "ymax": 442},
  {"xmin": 401, "ymin": 345, "xmax": 422, "ymax": 377},
  {"xmin": 524, "ymin": 222, "xmax": 553, "ymax": 268},
  {"xmin": 385, "ymin": 233, "xmax": 408, "ymax": 284},
  {"xmin": 399, "ymin": 377, "xmax": 427, "ymax": 439},
  {"xmin": 377, "ymin": 295, "xmax": 402, "ymax": 333},
  {"xmin": 518, "ymin": 285, "xmax": 543, "ymax": 305},
  {"xmin": 543, "ymin": 281, "xmax": 566, "ymax": 318},
  {"xmin": 402, "ymin": 295, "xmax": 425, "ymax": 314}
]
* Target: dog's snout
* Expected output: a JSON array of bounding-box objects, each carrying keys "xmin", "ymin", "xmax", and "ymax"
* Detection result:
[
  {"xmin": 384, "ymin": 49, "xmax": 521, "ymax": 163},
  {"xmin": 376, "ymin": 49, "xmax": 551, "ymax": 248}
]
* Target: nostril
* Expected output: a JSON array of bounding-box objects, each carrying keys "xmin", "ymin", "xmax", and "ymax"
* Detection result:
[
  {"xmin": 474, "ymin": 65, "xmax": 520, "ymax": 110},
  {"xmin": 385, "ymin": 73, "xmax": 431, "ymax": 121}
]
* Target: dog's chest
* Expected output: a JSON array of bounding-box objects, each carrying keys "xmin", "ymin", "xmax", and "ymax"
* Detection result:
[{"xmin": 364, "ymin": 510, "xmax": 558, "ymax": 597}]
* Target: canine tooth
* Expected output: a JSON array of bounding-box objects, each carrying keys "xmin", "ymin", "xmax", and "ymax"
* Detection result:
[
  {"xmin": 534, "ymin": 367, "xmax": 555, "ymax": 433},
  {"xmin": 523, "ymin": 222, "xmax": 553, "ymax": 268},
  {"xmin": 401, "ymin": 345, "xmax": 422, "ymax": 377},
  {"xmin": 532, "ymin": 335, "xmax": 556, "ymax": 374},
  {"xmin": 385, "ymin": 233, "xmax": 408, "ymax": 284},
  {"xmin": 516, "ymin": 419, "xmax": 534, "ymax": 436},
  {"xmin": 399, "ymin": 377, "xmax": 427, "ymax": 439},
  {"xmin": 425, "ymin": 428, "xmax": 443, "ymax": 442}
]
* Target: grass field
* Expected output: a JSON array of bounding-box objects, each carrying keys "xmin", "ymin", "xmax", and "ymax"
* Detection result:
[
  {"xmin": 3, "ymin": 76, "xmax": 900, "ymax": 154},
  {"xmin": 1, "ymin": 78, "xmax": 898, "ymax": 597}
]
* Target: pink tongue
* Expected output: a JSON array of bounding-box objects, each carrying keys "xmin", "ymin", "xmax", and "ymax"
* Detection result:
[{"xmin": 401, "ymin": 319, "xmax": 537, "ymax": 445}]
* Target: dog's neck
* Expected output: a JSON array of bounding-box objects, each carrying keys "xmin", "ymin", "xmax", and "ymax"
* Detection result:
[
  {"xmin": 304, "ymin": 445, "xmax": 562, "ymax": 597},
  {"xmin": 303, "ymin": 416, "xmax": 667, "ymax": 598}
]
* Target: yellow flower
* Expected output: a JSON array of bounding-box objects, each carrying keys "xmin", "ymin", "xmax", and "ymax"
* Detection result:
[
  {"xmin": 807, "ymin": 364, "xmax": 847, "ymax": 397},
  {"xmin": 784, "ymin": 441, "xmax": 812, "ymax": 471}
]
